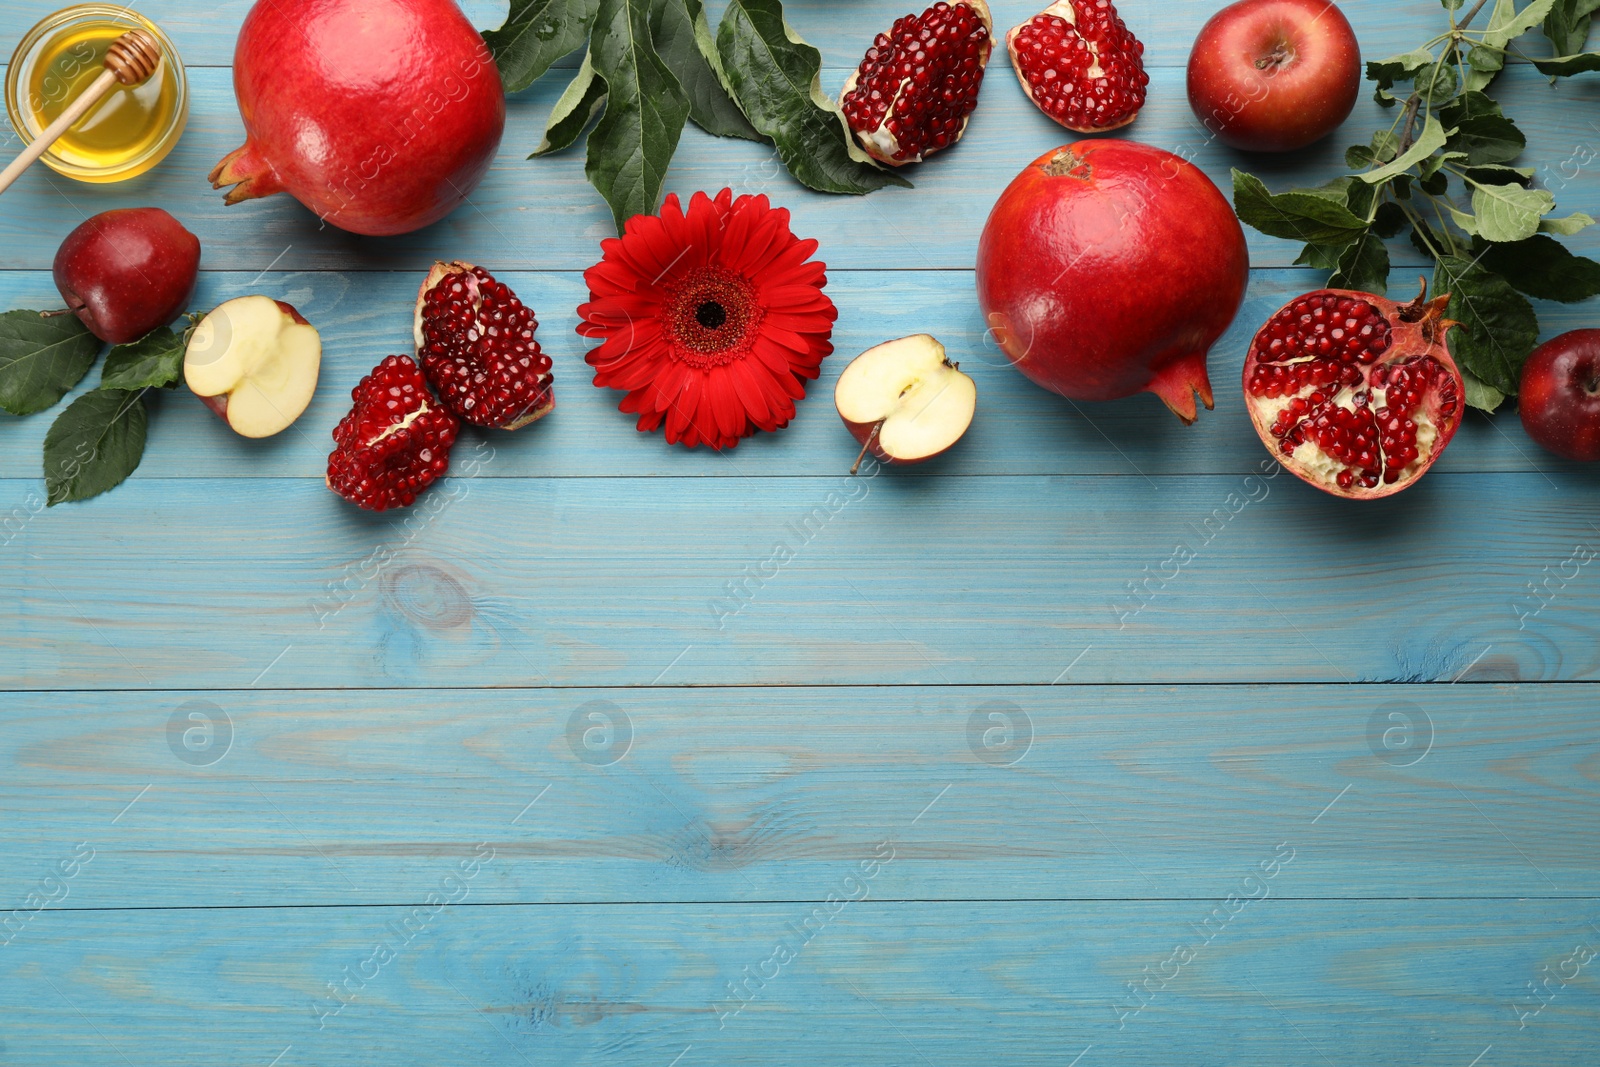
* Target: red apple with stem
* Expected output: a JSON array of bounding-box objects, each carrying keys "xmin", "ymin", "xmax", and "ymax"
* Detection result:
[
  {"xmin": 1186, "ymin": 0, "xmax": 1360, "ymax": 153},
  {"xmin": 1520, "ymin": 330, "xmax": 1600, "ymax": 462},
  {"xmin": 53, "ymin": 208, "xmax": 201, "ymax": 344}
]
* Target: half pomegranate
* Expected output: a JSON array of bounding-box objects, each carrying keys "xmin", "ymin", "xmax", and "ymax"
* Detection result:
[
  {"xmin": 326, "ymin": 355, "xmax": 460, "ymax": 512},
  {"xmin": 840, "ymin": 1, "xmax": 994, "ymax": 165},
  {"xmin": 1242, "ymin": 283, "xmax": 1464, "ymax": 499},
  {"xmin": 1006, "ymin": 0, "xmax": 1148, "ymax": 133},
  {"xmin": 414, "ymin": 261, "xmax": 554, "ymax": 431}
]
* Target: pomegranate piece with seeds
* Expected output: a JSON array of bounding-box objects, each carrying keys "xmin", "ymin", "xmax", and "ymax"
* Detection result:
[
  {"xmin": 414, "ymin": 261, "xmax": 554, "ymax": 430},
  {"xmin": 1006, "ymin": 0, "xmax": 1148, "ymax": 133},
  {"xmin": 840, "ymin": 1, "xmax": 994, "ymax": 165},
  {"xmin": 1242, "ymin": 282, "xmax": 1464, "ymax": 499},
  {"xmin": 326, "ymin": 354, "xmax": 460, "ymax": 512}
]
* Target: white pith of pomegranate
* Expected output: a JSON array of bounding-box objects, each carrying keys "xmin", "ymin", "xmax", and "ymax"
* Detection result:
[
  {"xmin": 1006, "ymin": 0, "xmax": 1148, "ymax": 133},
  {"xmin": 1242, "ymin": 284, "xmax": 1464, "ymax": 499},
  {"xmin": 839, "ymin": 1, "xmax": 994, "ymax": 165}
]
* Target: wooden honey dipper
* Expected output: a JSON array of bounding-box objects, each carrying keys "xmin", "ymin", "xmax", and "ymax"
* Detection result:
[{"xmin": 0, "ymin": 28, "xmax": 163, "ymax": 195}]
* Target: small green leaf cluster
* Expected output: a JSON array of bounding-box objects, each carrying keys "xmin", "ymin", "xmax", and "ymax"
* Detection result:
[
  {"xmin": 1232, "ymin": 0, "xmax": 1600, "ymax": 412},
  {"xmin": 485, "ymin": 0, "xmax": 908, "ymax": 233},
  {"xmin": 0, "ymin": 310, "xmax": 188, "ymax": 504}
]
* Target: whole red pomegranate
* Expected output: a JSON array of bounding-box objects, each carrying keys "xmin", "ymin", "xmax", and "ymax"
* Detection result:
[
  {"xmin": 211, "ymin": 0, "xmax": 505, "ymax": 236},
  {"xmin": 976, "ymin": 141, "xmax": 1248, "ymax": 422},
  {"xmin": 1242, "ymin": 283, "xmax": 1463, "ymax": 498}
]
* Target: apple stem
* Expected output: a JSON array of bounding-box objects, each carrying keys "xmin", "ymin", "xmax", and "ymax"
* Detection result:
[
  {"xmin": 851, "ymin": 422, "xmax": 882, "ymax": 476},
  {"xmin": 38, "ymin": 309, "xmax": 72, "ymax": 318}
]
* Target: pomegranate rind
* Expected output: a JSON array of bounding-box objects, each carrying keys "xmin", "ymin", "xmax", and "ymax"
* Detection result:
[
  {"xmin": 839, "ymin": 0, "xmax": 995, "ymax": 165},
  {"xmin": 975, "ymin": 141, "xmax": 1248, "ymax": 424},
  {"xmin": 1006, "ymin": 0, "xmax": 1148, "ymax": 134},
  {"xmin": 1241, "ymin": 286, "xmax": 1464, "ymax": 500}
]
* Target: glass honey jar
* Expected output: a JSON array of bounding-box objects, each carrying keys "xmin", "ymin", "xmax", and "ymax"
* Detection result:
[{"xmin": 5, "ymin": 4, "xmax": 187, "ymax": 183}]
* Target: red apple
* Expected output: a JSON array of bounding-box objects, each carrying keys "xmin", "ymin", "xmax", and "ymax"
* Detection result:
[
  {"xmin": 835, "ymin": 335, "xmax": 976, "ymax": 472},
  {"xmin": 53, "ymin": 208, "xmax": 201, "ymax": 344},
  {"xmin": 1186, "ymin": 0, "xmax": 1361, "ymax": 153},
  {"xmin": 1520, "ymin": 330, "xmax": 1600, "ymax": 462},
  {"xmin": 185, "ymin": 297, "xmax": 322, "ymax": 438}
]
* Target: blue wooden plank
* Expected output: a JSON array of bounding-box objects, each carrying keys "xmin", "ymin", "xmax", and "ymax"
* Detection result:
[
  {"xmin": 2, "ymin": 473, "xmax": 1596, "ymax": 689},
  {"xmin": 0, "ymin": 0, "xmax": 1439, "ymax": 68},
  {"xmin": 0, "ymin": 684, "xmax": 1595, "ymax": 907},
  {"xmin": 0, "ymin": 900, "xmax": 1595, "ymax": 1066},
  {"xmin": 2, "ymin": 267, "xmax": 1593, "ymax": 480},
  {"xmin": 2, "ymin": 63, "xmax": 1596, "ymax": 271}
]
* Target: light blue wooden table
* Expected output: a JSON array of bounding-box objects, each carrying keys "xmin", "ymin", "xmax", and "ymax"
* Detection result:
[{"xmin": 3, "ymin": 1, "xmax": 1598, "ymax": 1063}]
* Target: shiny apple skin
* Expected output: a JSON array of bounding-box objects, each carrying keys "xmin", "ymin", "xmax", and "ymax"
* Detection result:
[
  {"xmin": 975, "ymin": 141, "xmax": 1249, "ymax": 422},
  {"xmin": 53, "ymin": 208, "xmax": 200, "ymax": 344},
  {"xmin": 1187, "ymin": 0, "xmax": 1361, "ymax": 153},
  {"xmin": 1520, "ymin": 330, "xmax": 1600, "ymax": 462},
  {"xmin": 218, "ymin": 0, "xmax": 505, "ymax": 236}
]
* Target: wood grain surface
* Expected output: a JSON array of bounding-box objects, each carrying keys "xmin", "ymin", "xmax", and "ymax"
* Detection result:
[{"xmin": 2, "ymin": 1, "xmax": 1598, "ymax": 1065}]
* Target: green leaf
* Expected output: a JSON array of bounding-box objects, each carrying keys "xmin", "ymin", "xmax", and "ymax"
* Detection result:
[
  {"xmin": 98, "ymin": 327, "xmax": 185, "ymax": 391},
  {"xmin": 532, "ymin": 53, "xmax": 607, "ymax": 155},
  {"xmin": 1295, "ymin": 244, "xmax": 1343, "ymax": 271},
  {"xmin": 1433, "ymin": 253, "xmax": 1540, "ymax": 396},
  {"xmin": 1466, "ymin": 43, "xmax": 1504, "ymax": 70},
  {"xmin": 1367, "ymin": 47, "xmax": 1436, "ymax": 89},
  {"xmin": 716, "ymin": 0, "xmax": 909, "ymax": 195},
  {"xmin": 1443, "ymin": 0, "xmax": 1465, "ymax": 10},
  {"xmin": 1413, "ymin": 58, "xmax": 1459, "ymax": 100},
  {"xmin": 1466, "ymin": 0, "xmax": 1558, "ymax": 89},
  {"xmin": 1461, "ymin": 163, "xmax": 1534, "ymax": 186},
  {"xmin": 1448, "ymin": 204, "xmax": 1481, "ymax": 234},
  {"xmin": 42, "ymin": 388, "xmax": 147, "ymax": 505},
  {"xmin": 1440, "ymin": 91, "xmax": 1525, "ymax": 163},
  {"xmin": 1485, "ymin": 0, "xmax": 1559, "ymax": 43},
  {"xmin": 1539, "ymin": 211, "xmax": 1596, "ymax": 234},
  {"xmin": 1373, "ymin": 200, "xmax": 1410, "ymax": 238},
  {"xmin": 1232, "ymin": 170, "xmax": 1369, "ymax": 244},
  {"xmin": 1329, "ymin": 231, "xmax": 1391, "ymax": 295},
  {"xmin": 483, "ymin": 0, "xmax": 601, "ymax": 94},
  {"xmin": 1462, "ymin": 371, "xmax": 1507, "ymax": 413},
  {"xmin": 1358, "ymin": 115, "xmax": 1451, "ymax": 183},
  {"xmin": 1469, "ymin": 180, "xmax": 1555, "ymax": 241},
  {"xmin": 1530, "ymin": 50, "xmax": 1600, "ymax": 73},
  {"xmin": 1480, "ymin": 234, "xmax": 1600, "ymax": 301},
  {"xmin": 0, "ymin": 311, "xmax": 101, "ymax": 416},
  {"xmin": 651, "ymin": 0, "xmax": 761, "ymax": 140},
  {"xmin": 586, "ymin": 0, "xmax": 692, "ymax": 232},
  {"xmin": 1544, "ymin": 0, "xmax": 1600, "ymax": 55},
  {"xmin": 1420, "ymin": 170, "xmax": 1450, "ymax": 195}
]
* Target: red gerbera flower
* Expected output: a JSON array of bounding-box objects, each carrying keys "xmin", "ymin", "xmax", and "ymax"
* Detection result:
[{"xmin": 576, "ymin": 189, "xmax": 838, "ymax": 450}]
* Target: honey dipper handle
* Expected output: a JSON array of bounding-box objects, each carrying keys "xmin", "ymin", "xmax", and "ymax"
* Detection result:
[{"xmin": 0, "ymin": 29, "xmax": 163, "ymax": 196}]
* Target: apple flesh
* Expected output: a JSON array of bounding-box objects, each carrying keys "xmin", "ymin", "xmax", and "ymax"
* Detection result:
[
  {"xmin": 835, "ymin": 335, "xmax": 976, "ymax": 471},
  {"xmin": 184, "ymin": 296, "xmax": 322, "ymax": 439},
  {"xmin": 1520, "ymin": 330, "xmax": 1600, "ymax": 462},
  {"xmin": 53, "ymin": 208, "xmax": 201, "ymax": 344},
  {"xmin": 1186, "ymin": 0, "xmax": 1361, "ymax": 153}
]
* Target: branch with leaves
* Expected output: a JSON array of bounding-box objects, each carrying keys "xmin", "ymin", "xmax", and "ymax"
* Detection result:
[
  {"xmin": 1232, "ymin": 0, "xmax": 1600, "ymax": 413},
  {"xmin": 483, "ymin": 0, "xmax": 908, "ymax": 232},
  {"xmin": 0, "ymin": 311, "xmax": 188, "ymax": 504}
]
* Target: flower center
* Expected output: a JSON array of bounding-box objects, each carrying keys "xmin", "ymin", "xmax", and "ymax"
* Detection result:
[{"xmin": 665, "ymin": 267, "xmax": 762, "ymax": 367}]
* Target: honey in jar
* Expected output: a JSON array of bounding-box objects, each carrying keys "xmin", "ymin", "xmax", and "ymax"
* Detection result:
[{"xmin": 6, "ymin": 6, "xmax": 188, "ymax": 183}]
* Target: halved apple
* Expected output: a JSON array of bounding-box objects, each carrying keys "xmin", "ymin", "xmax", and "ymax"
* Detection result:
[
  {"xmin": 184, "ymin": 296, "xmax": 322, "ymax": 439},
  {"xmin": 835, "ymin": 334, "xmax": 977, "ymax": 472}
]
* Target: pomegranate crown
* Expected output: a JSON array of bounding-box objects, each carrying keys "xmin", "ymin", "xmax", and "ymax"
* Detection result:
[{"xmin": 1398, "ymin": 277, "xmax": 1459, "ymax": 348}]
